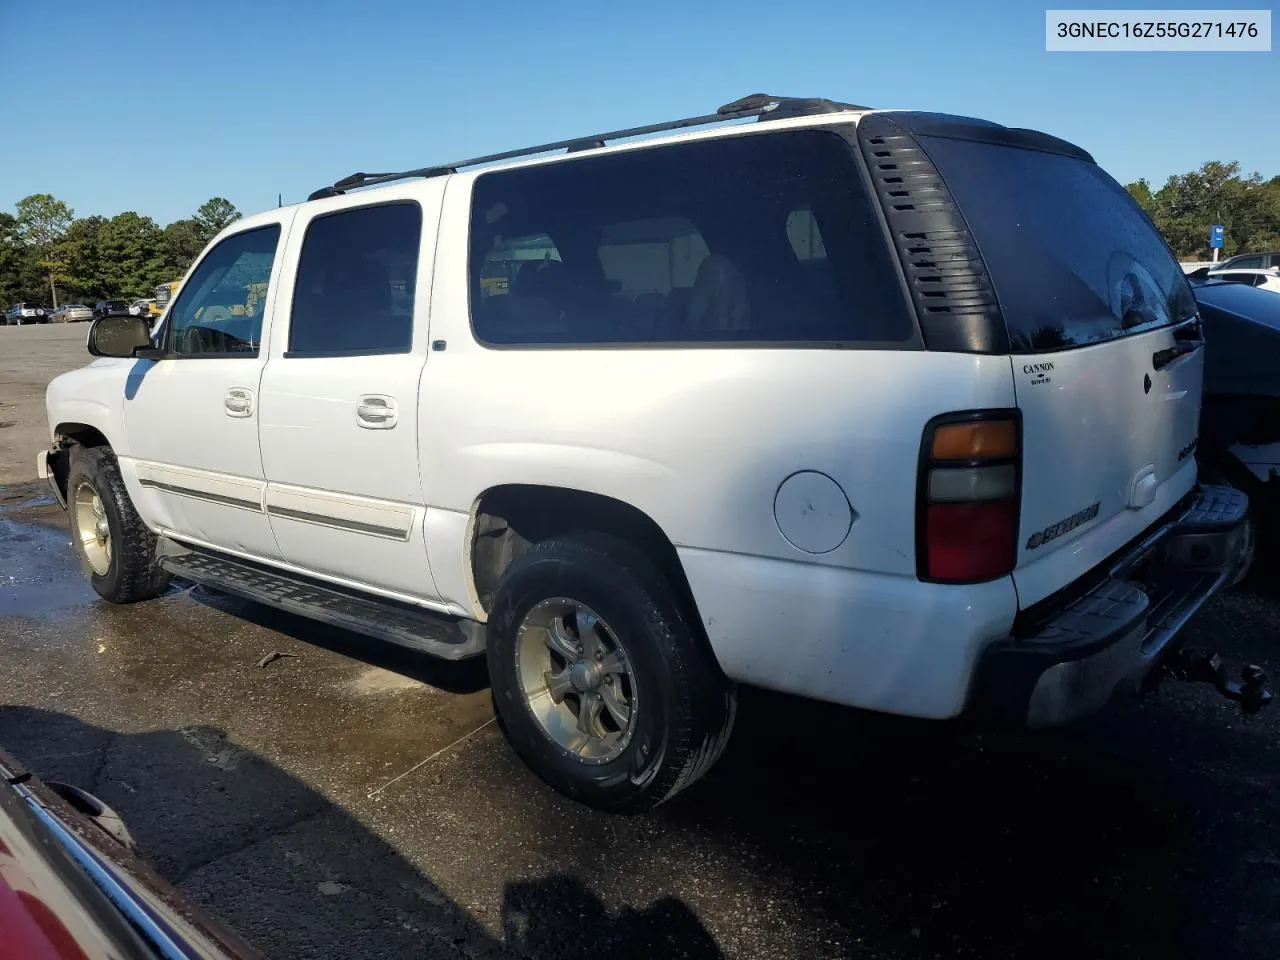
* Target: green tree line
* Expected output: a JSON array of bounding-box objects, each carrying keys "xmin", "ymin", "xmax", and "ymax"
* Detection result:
[
  {"xmin": 1126, "ymin": 161, "xmax": 1280, "ymax": 260},
  {"xmin": 2, "ymin": 160, "xmax": 1277, "ymax": 309},
  {"xmin": 0, "ymin": 195, "xmax": 240, "ymax": 308}
]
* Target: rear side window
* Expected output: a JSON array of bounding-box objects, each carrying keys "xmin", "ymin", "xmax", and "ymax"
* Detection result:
[
  {"xmin": 920, "ymin": 137, "xmax": 1197, "ymax": 352},
  {"xmin": 469, "ymin": 130, "xmax": 914, "ymax": 346},
  {"xmin": 288, "ymin": 202, "xmax": 421, "ymax": 357}
]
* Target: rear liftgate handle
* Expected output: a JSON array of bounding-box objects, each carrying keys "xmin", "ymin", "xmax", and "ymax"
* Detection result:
[{"xmin": 1153, "ymin": 323, "xmax": 1205, "ymax": 371}]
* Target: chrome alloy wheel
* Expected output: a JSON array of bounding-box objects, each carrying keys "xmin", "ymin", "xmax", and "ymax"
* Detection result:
[
  {"xmin": 514, "ymin": 598, "xmax": 637, "ymax": 763},
  {"xmin": 73, "ymin": 481, "xmax": 112, "ymax": 576}
]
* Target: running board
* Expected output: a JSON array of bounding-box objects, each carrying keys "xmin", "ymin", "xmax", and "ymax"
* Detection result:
[{"xmin": 156, "ymin": 540, "xmax": 485, "ymax": 660}]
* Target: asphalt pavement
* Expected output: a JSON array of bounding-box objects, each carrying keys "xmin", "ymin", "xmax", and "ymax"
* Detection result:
[{"xmin": 1, "ymin": 322, "xmax": 1278, "ymax": 959}]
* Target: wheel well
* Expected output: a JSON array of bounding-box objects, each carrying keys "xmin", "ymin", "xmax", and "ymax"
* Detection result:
[
  {"xmin": 55, "ymin": 423, "xmax": 110, "ymax": 449},
  {"xmin": 49, "ymin": 423, "xmax": 111, "ymax": 501},
  {"xmin": 470, "ymin": 484, "xmax": 704, "ymax": 625}
]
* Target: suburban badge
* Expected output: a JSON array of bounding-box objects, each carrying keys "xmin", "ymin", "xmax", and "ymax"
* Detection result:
[{"xmin": 1026, "ymin": 502, "xmax": 1101, "ymax": 550}]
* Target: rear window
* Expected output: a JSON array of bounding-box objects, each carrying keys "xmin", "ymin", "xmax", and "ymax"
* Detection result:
[
  {"xmin": 468, "ymin": 130, "xmax": 915, "ymax": 347},
  {"xmin": 920, "ymin": 137, "xmax": 1197, "ymax": 353}
]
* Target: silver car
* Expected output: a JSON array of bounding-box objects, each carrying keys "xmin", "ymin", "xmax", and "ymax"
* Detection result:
[{"xmin": 51, "ymin": 304, "xmax": 94, "ymax": 323}]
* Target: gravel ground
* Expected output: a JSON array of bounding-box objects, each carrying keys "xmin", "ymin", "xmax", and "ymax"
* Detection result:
[{"xmin": 1, "ymin": 321, "xmax": 1278, "ymax": 959}]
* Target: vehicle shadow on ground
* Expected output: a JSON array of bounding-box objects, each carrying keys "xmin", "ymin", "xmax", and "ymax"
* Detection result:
[
  {"xmin": 664, "ymin": 618, "xmax": 1279, "ymax": 960},
  {"xmin": 0, "ymin": 706, "xmax": 724, "ymax": 960},
  {"xmin": 179, "ymin": 572, "xmax": 1279, "ymax": 960},
  {"xmin": 187, "ymin": 586, "xmax": 492, "ymax": 695}
]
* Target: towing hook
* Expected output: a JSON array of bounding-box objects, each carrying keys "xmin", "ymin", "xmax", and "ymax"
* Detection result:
[{"xmin": 1165, "ymin": 649, "xmax": 1274, "ymax": 715}]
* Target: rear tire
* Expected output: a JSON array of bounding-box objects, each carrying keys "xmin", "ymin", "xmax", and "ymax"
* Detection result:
[
  {"xmin": 66, "ymin": 445, "xmax": 171, "ymax": 603},
  {"xmin": 486, "ymin": 532, "xmax": 735, "ymax": 812}
]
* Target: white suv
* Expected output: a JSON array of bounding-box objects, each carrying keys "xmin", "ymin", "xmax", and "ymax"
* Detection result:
[{"xmin": 40, "ymin": 95, "xmax": 1254, "ymax": 811}]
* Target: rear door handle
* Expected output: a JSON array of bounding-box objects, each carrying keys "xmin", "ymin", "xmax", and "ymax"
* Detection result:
[
  {"xmin": 356, "ymin": 395, "xmax": 398, "ymax": 429},
  {"xmin": 224, "ymin": 388, "xmax": 254, "ymax": 418},
  {"xmin": 1152, "ymin": 341, "xmax": 1202, "ymax": 371}
]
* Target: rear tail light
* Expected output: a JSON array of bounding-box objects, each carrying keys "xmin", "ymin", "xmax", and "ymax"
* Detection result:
[{"xmin": 918, "ymin": 413, "xmax": 1020, "ymax": 583}]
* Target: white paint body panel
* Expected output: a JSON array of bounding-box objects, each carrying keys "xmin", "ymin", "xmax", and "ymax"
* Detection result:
[
  {"xmin": 41, "ymin": 111, "xmax": 1210, "ymax": 720},
  {"xmin": 256, "ymin": 181, "xmax": 444, "ymax": 601},
  {"xmin": 680, "ymin": 547, "xmax": 1018, "ymax": 718},
  {"xmin": 1010, "ymin": 328, "xmax": 1202, "ymax": 607}
]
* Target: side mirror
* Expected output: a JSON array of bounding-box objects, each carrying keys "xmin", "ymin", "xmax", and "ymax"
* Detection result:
[{"xmin": 87, "ymin": 314, "xmax": 153, "ymax": 358}]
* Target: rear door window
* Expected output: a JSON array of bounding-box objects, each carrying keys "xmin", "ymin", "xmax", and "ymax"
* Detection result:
[
  {"xmin": 288, "ymin": 202, "xmax": 421, "ymax": 357},
  {"xmin": 468, "ymin": 130, "xmax": 915, "ymax": 346},
  {"xmin": 920, "ymin": 136, "xmax": 1197, "ymax": 352}
]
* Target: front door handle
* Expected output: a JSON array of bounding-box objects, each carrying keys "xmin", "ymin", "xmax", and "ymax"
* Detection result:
[
  {"xmin": 224, "ymin": 388, "xmax": 254, "ymax": 418},
  {"xmin": 356, "ymin": 395, "xmax": 398, "ymax": 429}
]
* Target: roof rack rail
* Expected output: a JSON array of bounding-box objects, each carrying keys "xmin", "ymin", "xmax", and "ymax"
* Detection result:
[{"xmin": 306, "ymin": 94, "xmax": 869, "ymax": 201}]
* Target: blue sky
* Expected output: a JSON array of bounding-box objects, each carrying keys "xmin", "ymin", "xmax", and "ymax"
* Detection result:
[{"xmin": 1, "ymin": 0, "xmax": 1276, "ymax": 226}]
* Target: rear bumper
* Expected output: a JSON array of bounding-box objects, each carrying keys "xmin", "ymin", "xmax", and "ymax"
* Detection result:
[{"xmin": 968, "ymin": 484, "xmax": 1251, "ymax": 726}]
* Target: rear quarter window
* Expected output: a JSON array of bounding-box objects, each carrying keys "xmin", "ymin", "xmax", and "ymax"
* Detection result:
[
  {"xmin": 467, "ymin": 129, "xmax": 916, "ymax": 347},
  {"xmin": 920, "ymin": 136, "xmax": 1197, "ymax": 352}
]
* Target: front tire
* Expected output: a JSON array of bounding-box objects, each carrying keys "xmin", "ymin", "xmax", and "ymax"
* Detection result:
[
  {"xmin": 66, "ymin": 445, "xmax": 171, "ymax": 603},
  {"xmin": 486, "ymin": 533, "xmax": 735, "ymax": 812}
]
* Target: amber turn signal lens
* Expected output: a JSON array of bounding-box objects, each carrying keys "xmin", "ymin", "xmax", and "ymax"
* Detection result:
[{"xmin": 930, "ymin": 420, "xmax": 1017, "ymax": 461}]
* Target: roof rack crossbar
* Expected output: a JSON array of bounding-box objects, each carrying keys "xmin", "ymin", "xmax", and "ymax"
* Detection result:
[{"xmin": 307, "ymin": 94, "xmax": 868, "ymax": 201}]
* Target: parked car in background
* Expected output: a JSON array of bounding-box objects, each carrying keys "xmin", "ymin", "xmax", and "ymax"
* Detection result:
[
  {"xmin": 1199, "ymin": 267, "xmax": 1280, "ymax": 294},
  {"xmin": 51, "ymin": 303, "xmax": 95, "ymax": 323},
  {"xmin": 1212, "ymin": 250, "xmax": 1280, "ymax": 273},
  {"xmin": 1190, "ymin": 273, "xmax": 1280, "ymax": 550},
  {"xmin": 129, "ymin": 298, "xmax": 157, "ymax": 316},
  {"xmin": 3, "ymin": 302, "xmax": 50, "ymax": 325},
  {"xmin": 0, "ymin": 745, "xmax": 256, "ymax": 959},
  {"xmin": 92, "ymin": 299, "xmax": 130, "ymax": 321}
]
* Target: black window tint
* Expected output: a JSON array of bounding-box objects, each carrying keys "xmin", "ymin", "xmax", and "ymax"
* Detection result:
[
  {"xmin": 1229, "ymin": 256, "xmax": 1264, "ymax": 270},
  {"xmin": 169, "ymin": 225, "xmax": 280, "ymax": 357},
  {"xmin": 469, "ymin": 130, "xmax": 914, "ymax": 346},
  {"xmin": 289, "ymin": 202, "xmax": 421, "ymax": 356},
  {"xmin": 920, "ymin": 136, "xmax": 1197, "ymax": 353}
]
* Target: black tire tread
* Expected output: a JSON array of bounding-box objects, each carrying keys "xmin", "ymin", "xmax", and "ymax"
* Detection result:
[
  {"xmin": 488, "ymin": 531, "xmax": 735, "ymax": 812},
  {"xmin": 67, "ymin": 445, "xmax": 170, "ymax": 603}
]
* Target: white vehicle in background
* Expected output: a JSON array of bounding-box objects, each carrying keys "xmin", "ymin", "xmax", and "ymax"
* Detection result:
[
  {"xmin": 1201, "ymin": 267, "xmax": 1280, "ymax": 294},
  {"xmin": 128, "ymin": 298, "xmax": 158, "ymax": 317},
  {"xmin": 1211, "ymin": 250, "xmax": 1280, "ymax": 273},
  {"xmin": 39, "ymin": 94, "xmax": 1264, "ymax": 812}
]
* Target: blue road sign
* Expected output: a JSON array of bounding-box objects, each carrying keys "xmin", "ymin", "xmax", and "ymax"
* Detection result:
[{"xmin": 1210, "ymin": 224, "xmax": 1225, "ymax": 249}]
